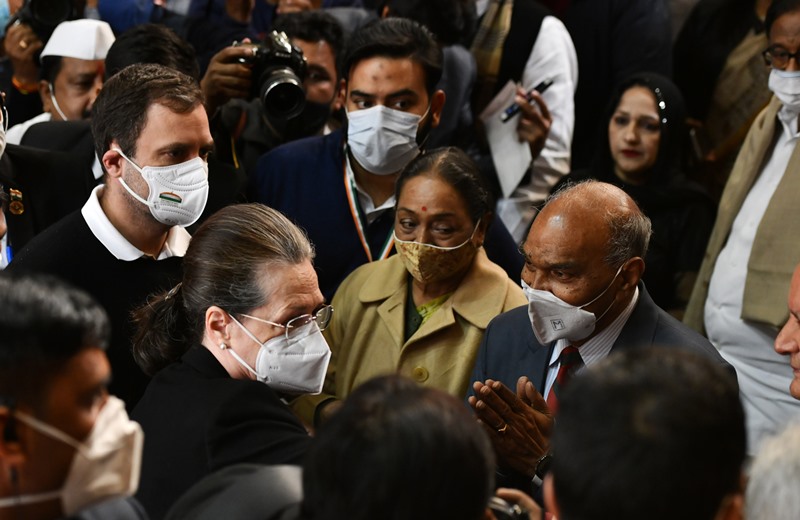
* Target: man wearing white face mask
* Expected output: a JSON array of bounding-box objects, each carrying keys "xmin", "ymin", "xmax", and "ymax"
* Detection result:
[
  {"xmin": 684, "ymin": 0, "xmax": 800, "ymax": 457},
  {"xmin": 8, "ymin": 63, "xmax": 214, "ymax": 410},
  {"xmin": 0, "ymin": 274, "xmax": 146, "ymax": 520},
  {"xmin": 467, "ymin": 180, "xmax": 731, "ymax": 498},
  {"xmin": 252, "ymin": 17, "xmax": 524, "ymax": 301}
]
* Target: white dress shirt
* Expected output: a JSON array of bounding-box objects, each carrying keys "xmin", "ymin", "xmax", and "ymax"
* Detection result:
[
  {"xmin": 705, "ymin": 107, "xmax": 800, "ymax": 455},
  {"xmin": 544, "ymin": 287, "xmax": 639, "ymax": 399},
  {"xmin": 81, "ymin": 185, "xmax": 190, "ymax": 260},
  {"xmin": 495, "ymin": 15, "xmax": 579, "ymax": 242}
]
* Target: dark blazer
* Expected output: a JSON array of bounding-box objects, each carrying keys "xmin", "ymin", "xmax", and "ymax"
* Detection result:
[
  {"xmin": 0, "ymin": 143, "xmax": 95, "ymax": 255},
  {"xmin": 131, "ymin": 346, "xmax": 312, "ymax": 520},
  {"xmin": 467, "ymin": 283, "xmax": 734, "ymax": 398}
]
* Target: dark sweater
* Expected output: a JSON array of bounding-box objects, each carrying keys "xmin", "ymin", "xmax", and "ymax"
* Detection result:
[
  {"xmin": 7, "ymin": 211, "xmax": 182, "ymax": 408},
  {"xmin": 132, "ymin": 346, "xmax": 312, "ymax": 520}
]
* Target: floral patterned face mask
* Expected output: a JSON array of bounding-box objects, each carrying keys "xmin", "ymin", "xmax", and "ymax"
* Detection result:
[{"xmin": 393, "ymin": 220, "xmax": 481, "ymax": 284}]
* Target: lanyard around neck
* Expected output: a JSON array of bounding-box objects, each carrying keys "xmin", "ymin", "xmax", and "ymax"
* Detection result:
[{"xmin": 343, "ymin": 157, "xmax": 394, "ymax": 262}]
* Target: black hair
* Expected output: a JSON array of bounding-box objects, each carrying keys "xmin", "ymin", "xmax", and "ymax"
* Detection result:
[
  {"xmin": 40, "ymin": 56, "xmax": 63, "ymax": 84},
  {"xmin": 0, "ymin": 274, "xmax": 110, "ymax": 407},
  {"xmin": 341, "ymin": 17, "xmax": 442, "ymax": 96},
  {"xmin": 105, "ymin": 23, "xmax": 201, "ymax": 81},
  {"xmin": 382, "ymin": 0, "xmax": 477, "ymax": 46},
  {"xmin": 91, "ymin": 63, "xmax": 203, "ymax": 166},
  {"xmin": 272, "ymin": 11, "xmax": 346, "ymax": 79},
  {"xmin": 593, "ymin": 72, "xmax": 688, "ymax": 187},
  {"xmin": 766, "ymin": 0, "xmax": 800, "ymax": 36},
  {"xmin": 551, "ymin": 348, "xmax": 745, "ymax": 520},
  {"xmin": 396, "ymin": 146, "xmax": 492, "ymax": 224},
  {"xmin": 301, "ymin": 375, "xmax": 494, "ymax": 520}
]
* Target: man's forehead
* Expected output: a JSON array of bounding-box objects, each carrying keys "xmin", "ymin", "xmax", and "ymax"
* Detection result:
[
  {"xmin": 525, "ymin": 205, "xmax": 609, "ymax": 262},
  {"xmin": 348, "ymin": 56, "xmax": 427, "ymax": 89},
  {"xmin": 58, "ymin": 57, "xmax": 105, "ymax": 77}
]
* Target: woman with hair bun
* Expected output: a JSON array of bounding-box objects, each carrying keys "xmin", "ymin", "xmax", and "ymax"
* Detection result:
[{"xmin": 130, "ymin": 203, "xmax": 331, "ymax": 519}]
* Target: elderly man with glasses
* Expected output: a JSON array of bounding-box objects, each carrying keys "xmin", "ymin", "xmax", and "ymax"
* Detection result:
[{"xmin": 684, "ymin": 0, "xmax": 800, "ymax": 457}]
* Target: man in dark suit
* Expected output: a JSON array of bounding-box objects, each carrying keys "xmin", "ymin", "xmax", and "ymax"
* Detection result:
[{"xmin": 466, "ymin": 180, "xmax": 732, "ymax": 493}]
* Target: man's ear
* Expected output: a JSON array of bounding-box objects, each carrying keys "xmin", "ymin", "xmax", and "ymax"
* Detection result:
[
  {"xmin": 714, "ymin": 473, "xmax": 745, "ymax": 520},
  {"xmin": 429, "ymin": 89, "xmax": 446, "ymax": 129},
  {"xmin": 0, "ymin": 406, "xmax": 26, "ymax": 487},
  {"xmin": 39, "ymin": 81, "xmax": 53, "ymax": 114},
  {"xmin": 619, "ymin": 257, "xmax": 645, "ymax": 291},
  {"xmin": 102, "ymin": 141, "xmax": 125, "ymax": 179},
  {"xmin": 336, "ymin": 78, "xmax": 348, "ymax": 111},
  {"xmin": 543, "ymin": 473, "xmax": 561, "ymax": 519}
]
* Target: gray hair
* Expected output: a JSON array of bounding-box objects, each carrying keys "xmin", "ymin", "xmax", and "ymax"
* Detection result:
[
  {"xmin": 746, "ymin": 423, "xmax": 800, "ymax": 520},
  {"xmin": 131, "ymin": 204, "xmax": 315, "ymax": 375},
  {"xmin": 547, "ymin": 180, "xmax": 652, "ymax": 268}
]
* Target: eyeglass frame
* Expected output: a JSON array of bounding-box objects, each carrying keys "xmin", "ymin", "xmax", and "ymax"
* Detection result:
[
  {"xmin": 762, "ymin": 46, "xmax": 800, "ymax": 69},
  {"xmin": 237, "ymin": 304, "xmax": 333, "ymax": 341}
]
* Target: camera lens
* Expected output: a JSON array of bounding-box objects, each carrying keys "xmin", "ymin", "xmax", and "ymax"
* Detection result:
[{"xmin": 260, "ymin": 67, "xmax": 306, "ymax": 119}]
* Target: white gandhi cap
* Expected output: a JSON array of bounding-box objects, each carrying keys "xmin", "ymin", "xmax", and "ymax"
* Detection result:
[{"xmin": 40, "ymin": 19, "xmax": 115, "ymax": 61}]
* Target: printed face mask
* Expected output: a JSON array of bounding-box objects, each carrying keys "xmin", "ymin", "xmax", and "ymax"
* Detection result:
[
  {"xmin": 346, "ymin": 104, "xmax": 428, "ymax": 175},
  {"xmin": 225, "ymin": 316, "xmax": 332, "ymax": 395},
  {"xmin": 521, "ymin": 265, "xmax": 623, "ymax": 344},
  {"xmin": 0, "ymin": 396, "xmax": 143, "ymax": 516},
  {"xmin": 393, "ymin": 220, "xmax": 481, "ymax": 284},
  {"xmin": 769, "ymin": 68, "xmax": 800, "ymax": 111},
  {"xmin": 114, "ymin": 148, "xmax": 209, "ymax": 227}
]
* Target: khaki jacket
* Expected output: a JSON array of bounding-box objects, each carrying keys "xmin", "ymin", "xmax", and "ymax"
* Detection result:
[
  {"xmin": 292, "ymin": 249, "xmax": 526, "ymax": 425},
  {"xmin": 685, "ymin": 96, "xmax": 800, "ymax": 333}
]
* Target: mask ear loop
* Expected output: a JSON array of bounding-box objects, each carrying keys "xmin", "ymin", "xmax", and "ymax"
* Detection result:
[
  {"xmin": 48, "ymin": 83, "xmax": 68, "ymax": 121},
  {"xmin": 222, "ymin": 314, "xmax": 264, "ymax": 380}
]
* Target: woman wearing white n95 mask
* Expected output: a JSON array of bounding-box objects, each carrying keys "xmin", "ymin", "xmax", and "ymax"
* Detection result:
[{"xmin": 128, "ymin": 204, "xmax": 328, "ymax": 520}]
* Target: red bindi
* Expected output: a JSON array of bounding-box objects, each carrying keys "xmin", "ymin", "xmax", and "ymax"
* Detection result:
[{"xmin": 421, "ymin": 206, "xmax": 427, "ymax": 212}]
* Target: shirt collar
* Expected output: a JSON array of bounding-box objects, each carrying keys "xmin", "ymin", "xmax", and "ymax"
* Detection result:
[
  {"xmin": 548, "ymin": 286, "xmax": 640, "ymax": 368},
  {"xmin": 344, "ymin": 150, "xmax": 396, "ymax": 219},
  {"xmin": 777, "ymin": 106, "xmax": 800, "ymax": 137},
  {"xmin": 81, "ymin": 184, "xmax": 191, "ymax": 261}
]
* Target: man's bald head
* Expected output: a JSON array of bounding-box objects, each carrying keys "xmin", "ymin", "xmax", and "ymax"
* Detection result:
[
  {"xmin": 520, "ymin": 180, "xmax": 651, "ymax": 342},
  {"xmin": 541, "ymin": 180, "xmax": 652, "ymax": 269}
]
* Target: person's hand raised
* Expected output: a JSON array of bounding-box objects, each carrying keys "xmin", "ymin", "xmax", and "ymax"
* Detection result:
[
  {"xmin": 514, "ymin": 86, "xmax": 552, "ymax": 159},
  {"xmin": 468, "ymin": 376, "xmax": 553, "ymax": 477}
]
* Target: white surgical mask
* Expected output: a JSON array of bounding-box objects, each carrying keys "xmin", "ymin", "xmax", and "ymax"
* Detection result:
[
  {"xmin": 224, "ymin": 317, "xmax": 332, "ymax": 395},
  {"xmin": 769, "ymin": 69, "xmax": 800, "ymax": 110},
  {"xmin": 346, "ymin": 105, "xmax": 426, "ymax": 175},
  {"xmin": 521, "ymin": 266, "xmax": 622, "ymax": 344},
  {"xmin": 113, "ymin": 148, "xmax": 209, "ymax": 227},
  {"xmin": 0, "ymin": 396, "xmax": 143, "ymax": 516}
]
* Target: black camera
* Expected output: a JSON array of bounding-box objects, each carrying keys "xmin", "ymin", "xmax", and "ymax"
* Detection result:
[
  {"xmin": 236, "ymin": 31, "xmax": 307, "ymax": 120},
  {"xmin": 8, "ymin": 0, "xmax": 75, "ymax": 42},
  {"xmin": 488, "ymin": 497, "xmax": 530, "ymax": 520}
]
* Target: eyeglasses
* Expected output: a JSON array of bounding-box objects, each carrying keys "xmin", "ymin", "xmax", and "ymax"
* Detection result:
[
  {"xmin": 239, "ymin": 305, "xmax": 333, "ymax": 341},
  {"xmin": 763, "ymin": 46, "xmax": 800, "ymax": 69}
]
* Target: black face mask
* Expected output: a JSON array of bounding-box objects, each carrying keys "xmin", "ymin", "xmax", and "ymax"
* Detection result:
[{"xmin": 268, "ymin": 100, "xmax": 332, "ymax": 143}]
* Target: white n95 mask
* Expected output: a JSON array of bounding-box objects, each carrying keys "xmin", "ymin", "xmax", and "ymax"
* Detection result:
[
  {"xmin": 769, "ymin": 69, "xmax": 800, "ymax": 111},
  {"xmin": 346, "ymin": 105, "xmax": 425, "ymax": 175},
  {"xmin": 114, "ymin": 148, "xmax": 209, "ymax": 227},
  {"xmin": 0, "ymin": 396, "xmax": 143, "ymax": 516},
  {"xmin": 521, "ymin": 266, "xmax": 622, "ymax": 344},
  {"xmin": 225, "ymin": 317, "xmax": 332, "ymax": 395}
]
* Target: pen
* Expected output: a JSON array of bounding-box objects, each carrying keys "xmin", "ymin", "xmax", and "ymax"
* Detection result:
[{"xmin": 500, "ymin": 79, "xmax": 554, "ymax": 123}]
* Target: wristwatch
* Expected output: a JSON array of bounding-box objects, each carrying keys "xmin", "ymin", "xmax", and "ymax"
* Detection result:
[{"xmin": 531, "ymin": 453, "xmax": 552, "ymax": 487}]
